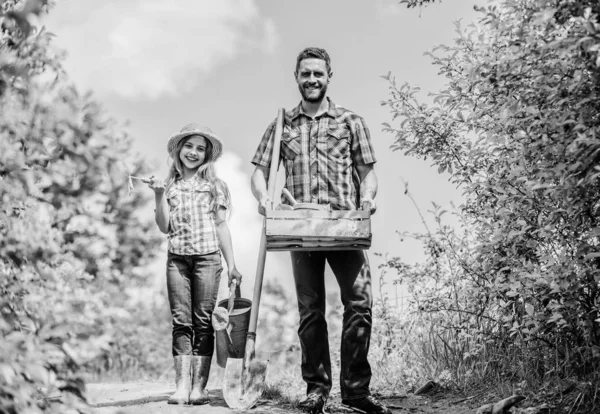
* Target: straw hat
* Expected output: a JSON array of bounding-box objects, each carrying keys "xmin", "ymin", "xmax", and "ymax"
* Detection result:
[{"xmin": 167, "ymin": 123, "xmax": 223, "ymax": 161}]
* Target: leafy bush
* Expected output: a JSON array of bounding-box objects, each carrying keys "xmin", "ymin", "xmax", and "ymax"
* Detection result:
[
  {"xmin": 1, "ymin": 0, "xmax": 162, "ymax": 411},
  {"xmin": 382, "ymin": 0, "xmax": 600, "ymax": 409}
]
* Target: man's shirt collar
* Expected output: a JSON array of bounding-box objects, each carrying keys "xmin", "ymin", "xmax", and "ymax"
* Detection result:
[{"xmin": 290, "ymin": 97, "xmax": 343, "ymax": 120}]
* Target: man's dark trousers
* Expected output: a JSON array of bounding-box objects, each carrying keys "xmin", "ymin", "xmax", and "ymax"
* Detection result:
[{"xmin": 291, "ymin": 249, "xmax": 373, "ymax": 400}]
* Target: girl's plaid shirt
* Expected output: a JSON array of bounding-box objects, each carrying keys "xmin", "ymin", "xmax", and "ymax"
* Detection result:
[
  {"xmin": 165, "ymin": 176, "xmax": 228, "ymax": 255},
  {"xmin": 251, "ymin": 99, "xmax": 376, "ymax": 210}
]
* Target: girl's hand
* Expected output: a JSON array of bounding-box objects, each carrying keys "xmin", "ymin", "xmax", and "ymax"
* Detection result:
[
  {"xmin": 147, "ymin": 176, "xmax": 165, "ymax": 194},
  {"xmin": 228, "ymin": 267, "xmax": 242, "ymax": 287}
]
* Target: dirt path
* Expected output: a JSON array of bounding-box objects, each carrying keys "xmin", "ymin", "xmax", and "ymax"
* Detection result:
[{"xmin": 87, "ymin": 381, "xmax": 477, "ymax": 414}]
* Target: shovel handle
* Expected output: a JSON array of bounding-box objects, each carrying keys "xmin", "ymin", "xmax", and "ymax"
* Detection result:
[
  {"xmin": 247, "ymin": 108, "xmax": 284, "ymax": 334},
  {"xmin": 248, "ymin": 225, "xmax": 267, "ymax": 335},
  {"xmin": 266, "ymin": 108, "xmax": 285, "ymax": 211}
]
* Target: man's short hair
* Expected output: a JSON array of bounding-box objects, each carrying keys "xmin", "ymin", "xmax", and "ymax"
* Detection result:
[{"xmin": 295, "ymin": 47, "xmax": 332, "ymax": 74}]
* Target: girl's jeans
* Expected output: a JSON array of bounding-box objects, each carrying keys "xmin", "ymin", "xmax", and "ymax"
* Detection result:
[
  {"xmin": 166, "ymin": 251, "xmax": 222, "ymax": 356},
  {"xmin": 290, "ymin": 250, "xmax": 373, "ymax": 400}
]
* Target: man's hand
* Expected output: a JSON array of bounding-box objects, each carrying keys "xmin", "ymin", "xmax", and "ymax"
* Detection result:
[
  {"xmin": 228, "ymin": 267, "xmax": 242, "ymax": 287},
  {"xmin": 147, "ymin": 176, "xmax": 166, "ymax": 194},
  {"xmin": 251, "ymin": 166, "xmax": 272, "ymax": 216},
  {"xmin": 258, "ymin": 194, "xmax": 272, "ymax": 216},
  {"xmin": 361, "ymin": 195, "xmax": 377, "ymax": 215},
  {"xmin": 356, "ymin": 162, "xmax": 378, "ymax": 215}
]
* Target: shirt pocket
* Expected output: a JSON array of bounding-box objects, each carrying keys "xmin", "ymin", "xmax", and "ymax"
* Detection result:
[
  {"xmin": 194, "ymin": 186, "xmax": 213, "ymax": 214},
  {"xmin": 327, "ymin": 125, "xmax": 351, "ymax": 160},
  {"xmin": 281, "ymin": 127, "xmax": 301, "ymax": 161}
]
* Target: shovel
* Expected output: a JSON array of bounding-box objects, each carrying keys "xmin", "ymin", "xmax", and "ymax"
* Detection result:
[
  {"xmin": 222, "ymin": 108, "xmax": 285, "ymax": 410},
  {"xmin": 222, "ymin": 230, "xmax": 269, "ymax": 410}
]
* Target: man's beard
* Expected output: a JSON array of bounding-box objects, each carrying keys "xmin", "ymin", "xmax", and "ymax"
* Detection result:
[{"xmin": 299, "ymin": 83, "xmax": 327, "ymax": 103}]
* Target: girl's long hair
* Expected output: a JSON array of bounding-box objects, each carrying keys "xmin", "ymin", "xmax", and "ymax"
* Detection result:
[{"xmin": 166, "ymin": 135, "xmax": 231, "ymax": 215}]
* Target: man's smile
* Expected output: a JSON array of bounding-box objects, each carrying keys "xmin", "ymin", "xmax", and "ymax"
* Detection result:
[{"xmin": 303, "ymin": 85, "xmax": 322, "ymax": 96}]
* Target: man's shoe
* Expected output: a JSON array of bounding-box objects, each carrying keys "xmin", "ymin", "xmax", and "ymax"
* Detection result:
[
  {"xmin": 298, "ymin": 393, "xmax": 327, "ymax": 414},
  {"xmin": 341, "ymin": 396, "xmax": 391, "ymax": 414}
]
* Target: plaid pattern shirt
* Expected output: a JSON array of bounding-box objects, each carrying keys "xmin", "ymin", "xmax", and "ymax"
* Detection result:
[
  {"xmin": 252, "ymin": 98, "xmax": 376, "ymax": 210},
  {"xmin": 165, "ymin": 176, "xmax": 228, "ymax": 255}
]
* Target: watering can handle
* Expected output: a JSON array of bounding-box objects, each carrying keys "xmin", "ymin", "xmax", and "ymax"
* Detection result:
[{"xmin": 227, "ymin": 280, "xmax": 239, "ymax": 314}]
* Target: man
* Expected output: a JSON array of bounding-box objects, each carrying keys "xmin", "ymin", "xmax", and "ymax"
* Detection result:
[{"xmin": 250, "ymin": 47, "xmax": 391, "ymax": 414}]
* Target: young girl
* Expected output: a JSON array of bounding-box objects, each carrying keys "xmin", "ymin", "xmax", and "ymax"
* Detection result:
[{"xmin": 147, "ymin": 123, "xmax": 243, "ymax": 405}]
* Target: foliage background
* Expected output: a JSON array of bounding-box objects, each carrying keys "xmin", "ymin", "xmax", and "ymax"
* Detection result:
[
  {"xmin": 2, "ymin": 0, "xmax": 600, "ymax": 413},
  {"xmin": 380, "ymin": 0, "xmax": 600, "ymax": 411},
  {"xmin": 1, "ymin": 1, "xmax": 165, "ymax": 412}
]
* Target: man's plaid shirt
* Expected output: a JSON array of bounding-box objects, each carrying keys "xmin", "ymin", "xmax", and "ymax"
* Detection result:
[
  {"xmin": 252, "ymin": 98, "xmax": 376, "ymax": 210},
  {"xmin": 165, "ymin": 176, "xmax": 228, "ymax": 255}
]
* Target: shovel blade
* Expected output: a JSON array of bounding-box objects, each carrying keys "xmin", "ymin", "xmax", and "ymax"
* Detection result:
[{"xmin": 222, "ymin": 340, "xmax": 268, "ymax": 410}]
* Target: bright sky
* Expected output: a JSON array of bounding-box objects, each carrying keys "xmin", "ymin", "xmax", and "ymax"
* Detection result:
[{"xmin": 44, "ymin": 0, "xmax": 484, "ymax": 302}]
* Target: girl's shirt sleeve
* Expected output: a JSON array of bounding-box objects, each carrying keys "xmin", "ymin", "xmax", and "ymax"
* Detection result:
[{"xmin": 214, "ymin": 180, "xmax": 230, "ymax": 210}]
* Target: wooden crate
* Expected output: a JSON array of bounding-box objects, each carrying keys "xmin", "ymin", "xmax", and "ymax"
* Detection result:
[{"xmin": 265, "ymin": 209, "xmax": 371, "ymax": 251}]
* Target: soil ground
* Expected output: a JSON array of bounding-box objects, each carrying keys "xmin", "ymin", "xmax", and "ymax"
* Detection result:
[{"xmin": 87, "ymin": 381, "xmax": 478, "ymax": 414}]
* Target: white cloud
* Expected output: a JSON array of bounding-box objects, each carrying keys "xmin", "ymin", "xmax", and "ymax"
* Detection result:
[
  {"xmin": 215, "ymin": 152, "xmax": 293, "ymax": 301},
  {"xmin": 43, "ymin": 0, "xmax": 278, "ymax": 99}
]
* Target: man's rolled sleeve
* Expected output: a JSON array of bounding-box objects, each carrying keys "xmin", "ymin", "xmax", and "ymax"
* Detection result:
[
  {"xmin": 351, "ymin": 116, "xmax": 377, "ymax": 165},
  {"xmin": 251, "ymin": 120, "xmax": 277, "ymax": 168}
]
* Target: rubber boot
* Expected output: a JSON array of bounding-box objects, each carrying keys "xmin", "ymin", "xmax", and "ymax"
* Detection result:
[
  {"xmin": 189, "ymin": 355, "xmax": 212, "ymax": 405},
  {"xmin": 168, "ymin": 355, "xmax": 191, "ymax": 405}
]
